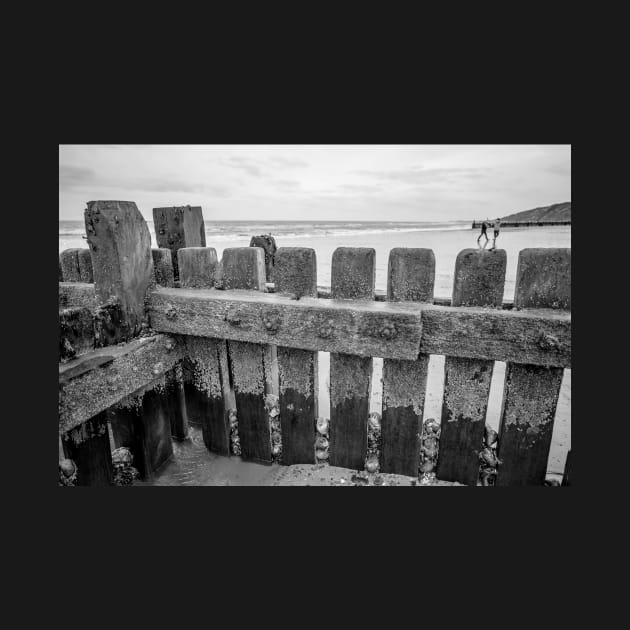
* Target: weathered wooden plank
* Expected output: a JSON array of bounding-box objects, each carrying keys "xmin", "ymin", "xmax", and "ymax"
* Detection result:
[
  {"xmin": 62, "ymin": 413, "xmax": 114, "ymax": 486},
  {"xmin": 85, "ymin": 200, "xmax": 154, "ymax": 341},
  {"xmin": 223, "ymin": 247, "xmax": 271, "ymax": 463},
  {"xmin": 275, "ymin": 248, "xmax": 318, "ymax": 465},
  {"xmin": 177, "ymin": 247, "xmax": 218, "ymax": 289},
  {"xmin": 183, "ymin": 337, "xmax": 230, "ymax": 455},
  {"xmin": 165, "ymin": 365, "xmax": 189, "ymax": 441},
  {"xmin": 77, "ymin": 249, "xmax": 94, "ymax": 283},
  {"xmin": 437, "ymin": 248, "xmax": 506, "ymax": 485},
  {"xmin": 250, "ymin": 235, "xmax": 277, "ymax": 281},
  {"xmin": 148, "ymin": 288, "xmax": 569, "ymax": 366},
  {"xmin": 109, "ymin": 383, "xmax": 174, "ymax": 480},
  {"xmin": 381, "ymin": 248, "xmax": 434, "ymax": 476},
  {"xmin": 58, "ymin": 334, "xmax": 185, "ymax": 434},
  {"xmin": 60, "ymin": 248, "xmax": 82, "ymax": 282},
  {"xmin": 59, "ymin": 282, "xmax": 97, "ymax": 309},
  {"xmin": 497, "ymin": 248, "xmax": 570, "ymax": 486},
  {"xmin": 152, "ymin": 248, "xmax": 175, "ymax": 287},
  {"xmin": 59, "ymin": 306, "xmax": 95, "ymax": 361},
  {"xmin": 329, "ymin": 248, "xmax": 375, "ymax": 469},
  {"xmin": 153, "ymin": 205, "xmax": 206, "ymax": 279}
]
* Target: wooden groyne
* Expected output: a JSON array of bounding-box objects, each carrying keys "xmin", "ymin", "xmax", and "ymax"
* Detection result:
[
  {"xmin": 472, "ymin": 220, "xmax": 571, "ymax": 228},
  {"xmin": 59, "ymin": 201, "xmax": 571, "ymax": 486}
]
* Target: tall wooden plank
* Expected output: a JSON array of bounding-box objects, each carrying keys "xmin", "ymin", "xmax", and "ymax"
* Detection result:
[
  {"xmin": 381, "ymin": 248, "xmax": 434, "ymax": 476},
  {"xmin": 77, "ymin": 249, "xmax": 94, "ymax": 283},
  {"xmin": 153, "ymin": 205, "xmax": 206, "ymax": 279},
  {"xmin": 165, "ymin": 365, "xmax": 189, "ymax": 442},
  {"xmin": 177, "ymin": 247, "xmax": 218, "ymax": 288},
  {"xmin": 275, "ymin": 248, "xmax": 318, "ymax": 465},
  {"xmin": 60, "ymin": 248, "xmax": 82, "ymax": 282},
  {"xmin": 329, "ymin": 247, "xmax": 375, "ymax": 470},
  {"xmin": 223, "ymin": 247, "xmax": 271, "ymax": 463},
  {"xmin": 436, "ymin": 248, "xmax": 507, "ymax": 485},
  {"xmin": 84, "ymin": 200, "xmax": 154, "ymax": 341},
  {"xmin": 250, "ymin": 235, "xmax": 277, "ymax": 281},
  {"xmin": 496, "ymin": 248, "xmax": 570, "ymax": 486},
  {"xmin": 62, "ymin": 413, "xmax": 114, "ymax": 486}
]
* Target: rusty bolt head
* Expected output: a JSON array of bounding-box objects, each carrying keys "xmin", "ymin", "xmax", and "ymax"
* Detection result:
[
  {"xmin": 165, "ymin": 337, "xmax": 176, "ymax": 351},
  {"xmin": 152, "ymin": 362, "xmax": 164, "ymax": 375},
  {"xmin": 318, "ymin": 318, "xmax": 334, "ymax": 338},
  {"xmin": 262, "ymin": 313, "xmax": 281, "ymax": 333},
  {"xmin": 165, "ymin": 305, "xmax": 177, "ymax": 320},
  {"xmin": 379, "ymin": 319, "xmax": 397, "ymax": 339},
  {"xmin": 539, "ymin": 332, "xmax": 559, "ymax": 350}
]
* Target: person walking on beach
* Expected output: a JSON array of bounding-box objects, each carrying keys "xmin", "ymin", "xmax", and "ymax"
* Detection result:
[
  {"xmin": 490, "ymin": 218, "xmax": 501, "ymax": 250},
  {"xmin": 477, "ymin": 219, "xmax": 489, "ymax": 248}
]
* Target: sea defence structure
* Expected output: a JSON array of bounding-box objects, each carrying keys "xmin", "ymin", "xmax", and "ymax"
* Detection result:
[
  {"xmin": 59, "ymin": 202, "xmax": 571, "ymax": 486},
  {"xmin": 472, "ymin": 220, "xmax": 571, "ymax": 228}
]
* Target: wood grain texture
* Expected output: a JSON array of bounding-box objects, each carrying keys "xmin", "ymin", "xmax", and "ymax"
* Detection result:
[
  {"xmin": 60, "ymin": 248, "xmax": 82, "ymax": 282},
  {"xmin": 58, "ymin": 334, "xmax": 185, "ymax": 434},
  {"xmin": 59, "ymin": 306, "xmax": 95, "ymax": 361},
  {"xmin": 177, "ymin": 247, "xmax": 218, "ymax": 288},
  {"xmin": 275, "ymin": 248, "xmax": 318, "ymax": 465},
  {"xmin": 329, "ymin": 247, "xmax": 374, "ymax": 469},
  {"xmin": 497, "ymin": 247, "xmax": 570, "ymax": 486},
  {"xmin": 84, "ymin": 200, "xmax": 154, "ymax": 340},
  {"xmin": 59, "ymin": 282, "xmax": 97, "ymax": 310},
  {"xmin": 382, "ymin": 248, "xmax": 434, "ymax": 476},
  {"xmin": 152, "ymin": 248, "xmax": 175, "ymax": 287},
  {"xmin": 437, "ymin": 249, "xmax": 506, "ymax": 484},
  {"xmin": 77, "ymin": 249, "xmax": 94, "ymax": 283},
  {"xmin": 148, "ymin": 288, "xmax": 570, "ymax": 366}
]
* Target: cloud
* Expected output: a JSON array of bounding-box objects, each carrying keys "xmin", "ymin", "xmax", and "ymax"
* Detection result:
[
  {"xmin": 354, "ymin": 166, "xmax": 492, "ymax": 185},
  {"xmin": 59, "ymin": 165, "xmax": 97, "ymax": 188},
  {"xmin": 543, "ymin": 163, "xmax": 571, "ymax": 177},
  {"xmin": 223, "ymin": 156, "xmax": 263, "ymax": 177},
  {"xmin": 273, "ymin": 179, "xmax": 301, "ymax": 190},
  {"xmin": 269, "ymin": 156, "xmax": 309, "ymax": 168}
]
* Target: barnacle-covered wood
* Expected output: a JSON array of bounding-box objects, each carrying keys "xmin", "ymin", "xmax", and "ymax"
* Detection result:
[
  {"xmin": 58, "ymin": 334, "xmax": 184, "ymax": 434},
  {"xmin": 275, "ymin": 247, "xmax": 318, "ymax": 464},
  {"xmin": 59, "ymin": 282, "xmax": 97, "ymax": 309},
  {"xmin": 153, "ymin": 205, "xmax": 206, "ymax": 279},
  {"xmin": 381, "ymin": 247, "xmax": 434, "ymax": 477},
  {"xmin": 437, "ymin": 248, "xmax": 506, "ymax": 485},
  {"xmin": 59, "ymin": 306, "xmax": 95, "ymax": 361},
  {"xmin": 148, "ymin": 288, "xmax": 424, "ymax": 361},
  {"xmin": 177, "ymin": 247, "xmax": 218, "ymax": 288},
  {"xmin": 77, "ymin": 249, "xmax": 94, "ymax": 283},
  {"xmin": 497, "ymin": 247, "xmax": 570, "ymax": 486},
  {"xmin": 84, "ymin": 200, "xmax": 154, "ymax": 340}
]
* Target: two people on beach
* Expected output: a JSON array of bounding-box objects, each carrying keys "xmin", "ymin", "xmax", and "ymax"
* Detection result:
[{"xmin": 477, "ymin": 218, "xmax": 501, "ymax": 250}]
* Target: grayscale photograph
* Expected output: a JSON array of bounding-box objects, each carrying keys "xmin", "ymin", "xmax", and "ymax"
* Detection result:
[{"xmin": 58, "ymin": 144, "xmax": 571, "ymax": 487}]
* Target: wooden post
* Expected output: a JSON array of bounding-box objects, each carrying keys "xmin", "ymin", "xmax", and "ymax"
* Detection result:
[
  {"xmin": 62, "ymin": 412, "xmax": 114, "ymax": 486},
  {"xmin": 59, "ymin": 306, "xmax": 95, "ymax": 361},
  {"xmin": 275, "ymin": 248, "xmax": 318, "ymax": 464},
  {"xmin": 381, "ymin": 248, "xmax": 434, "ymax": 476},
  {"xmin": 152, "ymin": 248, "xmax": 175, "ymax": 287},
  {"xmin": 496, "ymin": 248, "xmax": 570, "ymax": 486},
  {"xmin": 250, "ymin": 235, "xmax": 277, "ymax": 282},
  {"xmin": 329, "ymin": 247, "xmax": 375, "ymax": 470},
  {"xmin": 436, "ymin": 248, "xmax": 507, "ymax": 485},
  {"xmin": 108, "ymin": 385, "xmax": 174, "ymax": 480},
  {"xmin": 60, "ymin": 248, "xmax": 82, "ymax": 282},
  {"xmin": 152, "ymin": 205, "xmax": 206, "ymax": 280},
  {"xmin": 85, "ymin": 200, "xmax": 154, "ymax": 341},
  {"xmin": 223, "ymin": 247, "xmax": 272, "ymax": 463},
  {"xmin": 77, "ymin": 249, "xmax": 94, "ymax": 283},
  {"xmin": 177, "ymin": 246, "xmax": 228, "ymax": 452}
]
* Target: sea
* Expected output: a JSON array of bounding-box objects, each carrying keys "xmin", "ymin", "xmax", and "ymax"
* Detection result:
[{"xmin": 59, "ymin": 219, "xmax": 571, "ymax": 482}]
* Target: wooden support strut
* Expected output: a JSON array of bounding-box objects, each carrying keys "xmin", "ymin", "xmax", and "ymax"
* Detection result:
[
  {"xmin": 275, "ymin": 247, "xmax": 318, "ymax": 465},
  {"xmin": 496, "ymin": 248, "xmax": 570, "ymax": 486},
  {"xmin": 223, "ymin": 247, "xmax": 272, "ymax": 464},
  {"xmin": 381, "ymin": 248, "xmax": 434, "ymax": 476},
  {"xmin": 329, "ymin": 247, "xmax": 375, "ymax": 470},
  {"xmin": 437, "ymin": 248, "xmax": 507, "ymax": 485}
]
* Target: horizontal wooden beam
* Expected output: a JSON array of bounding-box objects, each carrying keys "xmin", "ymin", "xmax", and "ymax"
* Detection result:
[
  {"xmin": 148, "ymin": 287, "xmax": 424, "ymax": 360},
  {"xmin": 59, "ymin": 334, "xmax": 185, "ymax": 434},
  {"xmin": 147, "ymin": 288, "xmax": 570, "ymax": 367}
]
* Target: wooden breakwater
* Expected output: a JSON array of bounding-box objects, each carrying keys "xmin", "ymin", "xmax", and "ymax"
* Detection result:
[
  {"xmin": 472, "ymin": 220, "xmax": 571, "ymax": 228},
  {"xmin": 59, "ymin": 201, "xmax": 571, "ymax": 486}
]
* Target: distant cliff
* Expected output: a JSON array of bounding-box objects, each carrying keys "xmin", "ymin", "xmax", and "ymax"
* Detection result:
[{"xmin": 472, "ymin": 202, "xmax": 571, "ymax": 228}]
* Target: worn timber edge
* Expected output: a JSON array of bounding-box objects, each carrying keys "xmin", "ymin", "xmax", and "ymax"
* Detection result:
[
  {"xmin": 148, "ymin": 288, "xmax": 570, "ymax": 367},
  {"xmin": 61, "ymin": 282, "xmax": 516, "ymax": 310},
  {"xmin": 59, "ymin": 334, "xmax": 185, "ymax": 434}
]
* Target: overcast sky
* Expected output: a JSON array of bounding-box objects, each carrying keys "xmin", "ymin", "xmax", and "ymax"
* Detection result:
[{"xmin": 59, "ymin": 145, "xmax": 571, "ymax": 222}]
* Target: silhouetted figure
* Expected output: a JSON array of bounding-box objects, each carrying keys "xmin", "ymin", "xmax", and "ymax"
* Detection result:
[
  {"xmin": 490, "ymin": 218, "xmax": 501, "ymax": 250},
  {"xmin": 477, "ymin": 219, "xmax": 489, "ymax": 248}
]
